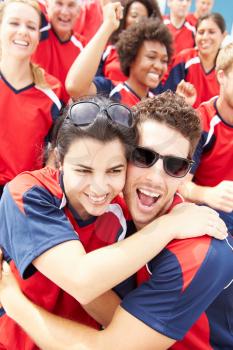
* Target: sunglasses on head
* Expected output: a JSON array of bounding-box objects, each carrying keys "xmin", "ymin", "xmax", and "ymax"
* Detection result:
[
  {"xmin": 131, "ymin": 146, "xmax": 194, "ymax": 178},
  {"xmin": 68, "ymin": 101, "xmax": 133, "ymax": 128}
]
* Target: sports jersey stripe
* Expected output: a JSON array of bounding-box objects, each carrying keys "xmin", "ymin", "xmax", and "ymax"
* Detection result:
[
  {"xmin": 106, "ymin": 203, "xmax": 127, "ymax": 241},
  {"xmin": 109, "ymin": 83, "xmax": 128, "ymax": 98},
  {"xmin": 40, "ymin": 22, "xmax": 51, "ymax": 33},
  {"xmin": 163, "ymin": 18, "xmax": 170, "ymax": 25},
  {"xmin": 185, "ymin": 56, "xmax": 200, "ymax": 70},
  {"xmin": 35, "ymin": 85, "xmax": 62, "ymax": 110},
  {"xmin": 184, "ymin": 21, "xmax": 196, "ymax": 34},
  {"xmin": 203, "ymin": 114, "xmax": 221, "ymax": 147},
  {"xmin": 102, "ymin": 45, "xmax": 115, "ymax": 61},
  {"xmin": 70, "ymin": 35, "xmax": 84, "ymax": 50}
]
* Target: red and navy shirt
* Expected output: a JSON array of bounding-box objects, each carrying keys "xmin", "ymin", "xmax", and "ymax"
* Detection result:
[
  {"xmin": 163, "ymin": 16, "xmax": 196, "ymax": 55},
  {"xmin": 120, "ymin": 195, "xmax": 233, "ymax": 349},
  {"xmin": 191, "ymin": 97, "xmax": 233, "ymax": 187},
  {"xmin": 0, "ymin": 167, "xmax": 127, "ymax": 350},
  {"xmin": 96, "ymin": 44, "xmax": 127, "ymax": 82},
  {"xmin": 93, "ymin": 77, "xmax": 155, "ymax": 107},
  {"xmin": 0, "ymin": 73, "xmax": 63, "ymax": 186},
  {"xmin": 73, "ymin": 0, "xmax": 103, "ymax": 43},
  {"xmin": 164, "ymin": 47, "xmax": 219, "ymax": 108},
  {"xmin": 32, "ymin": 22, "xmax": 85, "ymax": 102}
]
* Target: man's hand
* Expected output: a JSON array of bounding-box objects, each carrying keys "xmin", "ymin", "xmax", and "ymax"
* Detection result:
[{"xmin": 203, "ymin": 181, "xmax": 233, "ymax": 213}]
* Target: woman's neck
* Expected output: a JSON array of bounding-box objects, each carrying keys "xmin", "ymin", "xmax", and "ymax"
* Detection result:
[
  {"xmin": 0, "ymin": 56, "xmax": 33, "ymax": 89},
  {"xmin": 126, "ymin": 76, "xmax": 149, "ymax": 99},
  {"xmin": 199, "ymin": 51, "xmax": 217, "ymax": 73}
]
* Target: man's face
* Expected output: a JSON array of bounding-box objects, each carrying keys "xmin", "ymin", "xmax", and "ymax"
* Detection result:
[
  {"xmin": 46, "ymin": 0, "xmax": 80, "ymax": 41},
  {"xmin": 218, "ymin": 65, "xmax": 233, "ymax": 109},
  {"xmin": 196, "ymin": 0, "xmax": 214, "ymax": 18},
  {"xmin": 124, "ymin": 119, "xmax": 190, "ymax": 229},
  {"xmin": 168, "ymin": 0, "xmax": 191, "ymax": 19}
]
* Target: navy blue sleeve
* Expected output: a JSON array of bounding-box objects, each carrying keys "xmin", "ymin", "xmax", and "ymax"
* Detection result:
[
  {"xmin": 121, "ymin": 237, "xmax": 233, "ymax": 340},
  {"xmin": 93, "ymin": 76, "xmax": 114, "ymax": 96},
  {"xmin": 0, "ymin": 185, "xmax": 79, "ymax": 279},
  {"xmin": 114, "ymin": 274, "xmax": 137, "ymax": 299},
  {"xmin": 164, "ymin": 61, "xmax": 186, "ymax": 92}
]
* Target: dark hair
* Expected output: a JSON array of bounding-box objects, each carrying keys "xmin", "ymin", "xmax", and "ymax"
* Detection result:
[
  {"xmin": 111, "ymin": 0, "xmax": 162, "ymax": 44},
  {"xmin": 132, "ymin": 91, "xmax": 201, "ymax": 156},
  {"xmin": 197, "ymin": 12, "xmax": 226, "ymax": 33},
  {"xmin": 116, "ymin": 17, "xmax": 173, "ymax": 77},
  {"xmin": 55, "ymin": 96, "xmax": 138, "ymax": 164}
]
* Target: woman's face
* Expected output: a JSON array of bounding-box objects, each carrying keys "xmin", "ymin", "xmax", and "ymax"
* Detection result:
[
  {"xmin": 0, "ymin": 2, "xmax": 40, "ymax": 59},
  {"xmin": 125, "ymin": 2, "xmax": 149, "ymax": 29},
  {"xmin": 196, "ymin": 18, "xmax": 224, "ymax": 57},
  {"xmin": 62, "ymin": 137, "xmax": 127, "ymax": 220}
]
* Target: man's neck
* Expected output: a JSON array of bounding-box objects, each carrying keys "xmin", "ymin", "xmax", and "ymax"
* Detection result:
[{"xmin": 170, "ymin": 13, "xmax": 185, "ymax": 28}]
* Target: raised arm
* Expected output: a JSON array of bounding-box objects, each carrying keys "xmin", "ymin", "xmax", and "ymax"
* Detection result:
[{"xmin": 65, "ymin": 2, "xmax": 122, "ymax": 99}]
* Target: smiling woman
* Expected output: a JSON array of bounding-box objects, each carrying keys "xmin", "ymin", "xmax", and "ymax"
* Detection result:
[{"xmin": 0, "ymin": 0, "xmax": 64, "ymax": 198}]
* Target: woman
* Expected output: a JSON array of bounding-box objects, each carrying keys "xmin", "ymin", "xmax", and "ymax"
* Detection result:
[
  {"xmin": 97, "ymin": 0, "xmax": 162, "ymax": 81},
  {"xmin": 0, "ymin": 95, "xmax": 226, "ymax": 350},
  {"xmin": 0, "ymin": 0, "xmax": 64, "ymax": 198},
  {"xmin": 164, "ymin": 13, "xmax": 226, "ymax": 108},
  {"xmin": 66, "ymin": 2, "xmax": 172, "ymax": 106}
]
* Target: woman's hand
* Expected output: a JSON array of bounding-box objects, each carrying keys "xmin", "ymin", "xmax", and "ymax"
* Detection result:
[
  {"xmin": 176, "ymin": 80, "xmax": 197, "ymax": 106},
  {"xmin": 102, "ymin": 2, "xmax": 123, "ymax": 32},
  {"xmin": 168, "ymin": 202, "xmax": 228, "ymax": 240}
]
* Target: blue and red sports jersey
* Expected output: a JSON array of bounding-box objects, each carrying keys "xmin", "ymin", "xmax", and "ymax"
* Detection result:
[
  {"xmin": 191, "ymin": 97, "xmax": 233, "ymax": 187},
  {"xmin": 32, "ymin": 23, "xmax": 85, "ymax": 102},
  {"xmin": 164, "ymin": 47, "xmax": 219, "ymax": 108},
  {"xmin": 186, "ymin": 13, "xmax": 198, "ymax": 27},
  {"xmin": 96, "ymin": 44, "xmax": 127, "ymax": 82},
  {"xmin": 121, "ymin": 194, "xmax": 233, "ymax": 349},
  {"xmin": 163, "ymin": 16, "xmax": 196, "ymax": 55},
  {"xmin": 73, "ymin": 0, "xmax": 103, "ymax": 43},
  {"xmin": 0, "ymin": 73, "xmax": 63, "ymax": 187},
  {"xmin": 0, "ymin": 167, "xmax": 127, "ymax": 350},
  {"xmin": 93, "ymin": 77, "xmax": 155, "ymax": 107}
]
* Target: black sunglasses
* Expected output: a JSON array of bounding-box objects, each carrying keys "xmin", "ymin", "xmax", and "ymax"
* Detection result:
[
  {"xmin": 131, "ymin": 146, "xmax": 195, "ymax": 178},
  {"xmin": 68, "ymin": 101, "xmax": 133, "ymax": 128}
]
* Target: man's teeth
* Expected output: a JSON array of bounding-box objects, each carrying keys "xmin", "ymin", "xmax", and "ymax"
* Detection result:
[
  {"xmin": 139, "ymin": 189, "xmax": 160, "ymax": 198},
  {"xmin": 88, "ymin": 194, "xmax": 107, "ymax": 203},
  {"xmin": 13, "ymin": 40, "xmax": 28, "ymax": 46}
]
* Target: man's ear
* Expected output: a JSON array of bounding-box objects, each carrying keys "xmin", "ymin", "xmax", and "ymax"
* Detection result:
[{"xmin": 216, "ymin": 69, "xmax": 225, "ymax": 85}]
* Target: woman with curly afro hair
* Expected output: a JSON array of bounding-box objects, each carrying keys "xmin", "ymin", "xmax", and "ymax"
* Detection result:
[{"xmin": 66, "ymin": 2, "xmax": 172, "ymax": 107}]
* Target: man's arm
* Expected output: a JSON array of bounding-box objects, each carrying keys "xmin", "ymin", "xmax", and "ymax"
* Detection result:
[
  {"xmin": 179, "ymin": 174, "xmax": 233, "ymax": 213},
  {"xmin": 0, "ymin": 262, "xmax": 175, "ymax": 350}
]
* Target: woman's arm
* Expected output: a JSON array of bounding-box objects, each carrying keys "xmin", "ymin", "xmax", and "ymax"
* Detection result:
[
  {"xmin": 33, "ymin": 203, "xmax": 227, "ymax": 305},
  {"xmin": 65, "ymin": 2, "xmax": 122, "ymax": 99}
]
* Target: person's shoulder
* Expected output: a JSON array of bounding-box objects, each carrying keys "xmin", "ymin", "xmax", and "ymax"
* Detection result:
[{"xmin": 197, "ymin": 97, "xmax": 219, "ymax": 122}]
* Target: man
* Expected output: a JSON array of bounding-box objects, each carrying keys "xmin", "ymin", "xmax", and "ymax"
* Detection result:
[
  {"xmin": 1, "ymin": 91, "xmax": 233, "ymax": 349},
  {"xmin": 179, "ymin": 42, "xmax": 233, "ymax": 235},
  {"xmin": 186, "ymin": 0, "xmax": 214, "ymax": 27},
  {"xmin": 164, "ymin": 0, "xmax": 195, "ymax": 56},
  {"xmin": 32, "ymin": 0, "xmax": 85, "ymax": 102}
]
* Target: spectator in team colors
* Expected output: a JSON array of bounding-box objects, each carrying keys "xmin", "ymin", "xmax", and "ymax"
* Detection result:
[
  {"xmin": 164, "ymin": 13, "xmax": 226, "ymax": 108},
  {"xmin": 97, "ymin": 0, "xmax": 162, "ymax": 81},
  {"xmin": 186, "ymin": 0, "xmax": 214, "ymax": 27},
  {"xmin": 66, "ymin": 2, "xmax": 172, "ymax": 106},
  {"xmin": 179, "ymin": 42, "xmax": 233, "ymax": 235},
  {"xmin": 164, "ymin": 0, "xmax": 195, "ymax": 57},
  {"xmin": 0, "ymin": 0, "xmax": 64, "ymax": 198},
  {"xmin": 32, "ymin": 0, "xmax": 85, "ymax": 102}
]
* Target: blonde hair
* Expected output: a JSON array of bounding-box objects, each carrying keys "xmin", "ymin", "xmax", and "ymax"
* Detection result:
[
  {"xmin": 216, "ymin": 42, "xmax": 233, "ymax": 74},
  {"xmin": 0, "ymin": 0, "xmax": 51, "ymax": 88}
]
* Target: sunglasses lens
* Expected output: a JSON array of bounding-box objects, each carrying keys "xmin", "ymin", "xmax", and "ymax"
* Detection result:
[
  {"xmin": 132, "ymin": 147, "xmax": 157, "ymax": 168},
  {"xmin": 108, "ymin": 104, "xmax": 133, "ymax": 127},
  {"xmin": 164, "ymin": 157, "xmax": 190, "ymax": 177},
  {"xmin": 70, "ymin": 102, "xmax": 99, "ymax": 126}
]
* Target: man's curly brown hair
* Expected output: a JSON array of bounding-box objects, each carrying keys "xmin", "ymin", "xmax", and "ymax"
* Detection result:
[
  {"xmin": 115, "ymin": 17, "xmax": 173, "ymax": 77},
  {"xmin": 132, "ymin": 91, "xmax": 201, "ymax": 157}
]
